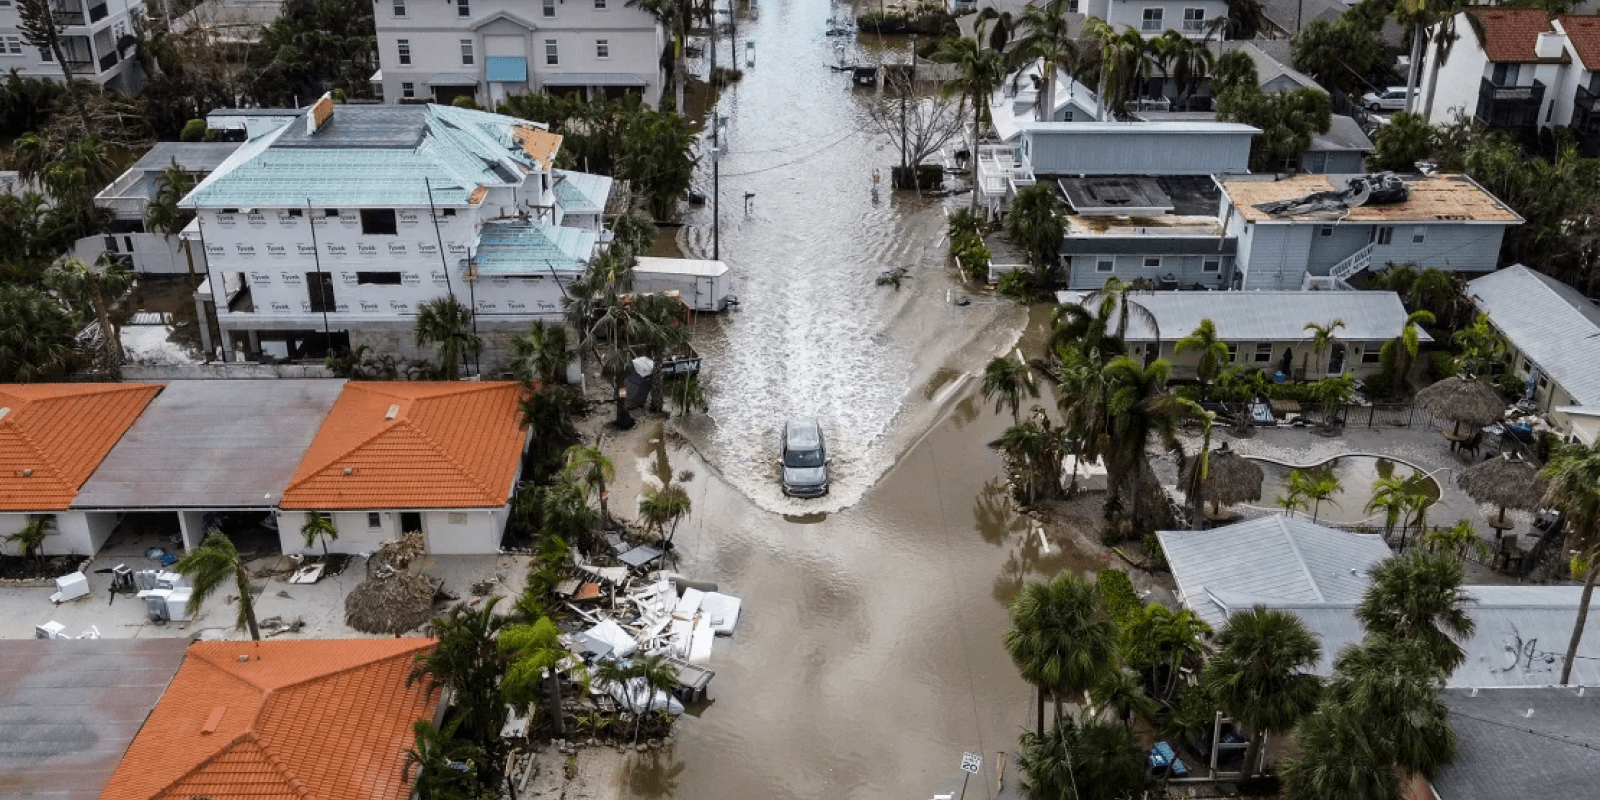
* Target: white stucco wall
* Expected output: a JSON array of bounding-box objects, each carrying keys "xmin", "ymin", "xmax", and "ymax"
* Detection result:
[
  {"xmin": 277, "ymin": 505, "xmax": 509, "ymax": 555},
  {"xmin": 0, "ymin": 510, "xmax": 117, "ymax": 557}
]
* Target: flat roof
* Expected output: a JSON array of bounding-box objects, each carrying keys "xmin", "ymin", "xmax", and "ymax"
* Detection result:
[
  {"xmin": 0, "ymin": 639, "xmax": 190, "ymax": 800},
  {"xmin": 73, "ymin": 379, "xmax": 346, "ymax": 509},
  {"xmin": 1435, "ymin": 687, "xmax": 1600, "ymax": 799},
  {"xmin": 1224, "ymin": 173, "xmax": 1523, "ymax": 223}
]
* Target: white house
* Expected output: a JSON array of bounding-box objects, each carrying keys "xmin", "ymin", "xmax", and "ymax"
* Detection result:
[
  {"xmin": 0, "ymin": 0, "xmax": 141, "ymax": 91},
  {"xmin": 371, "ymin": 0, "xmax": 665, "ymax": 107},
  {"xmin": 93, "ymin": 141, "xmax": 241, "ymax": 276},
  {"xmin": 179, "ymin": 97, "xmax": 609, "ymax": 363},
  {"xmin": 1219, "ymin": 173, "xmax": 1522, "ymax": 291},
  {"xmin": 1419, "ymin": 8, "xmax": 1570, "ymax": 143},
  {"xmin": 275, "ymin": 381, "xmax": 528, "ymax": 556},
  {"xmin": 1083, "ymin": 0, "xmax": 1228, "ymax": 38},
  {"xmin": 0, "ymin": 383, "xmax": 160, "ymax": 558}
]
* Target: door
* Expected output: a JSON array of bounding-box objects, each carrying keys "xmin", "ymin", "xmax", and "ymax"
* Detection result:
[
  {"xmin": 697, "ymin": 276, "xmax": 715, "ymax": 310},
  {"xmin": 1328, "ymin": 343, "xmax": 1346, "ymax": 375},
  {"xmin": 399, "ymin": 512, "xmax": 423, "ymax": 536}
]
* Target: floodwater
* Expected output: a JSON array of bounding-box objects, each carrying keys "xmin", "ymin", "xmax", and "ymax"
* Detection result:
[
  {"xmin": 612, "ymin": 1, "xmax": 1106, "ymax": 797},
  {"xmin": 1250, "ymin": 456, "xmax": 1442, "ymax": 525}
]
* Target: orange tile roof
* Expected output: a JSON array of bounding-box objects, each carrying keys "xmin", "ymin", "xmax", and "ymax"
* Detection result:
[
  {"xmin": 99, "ymin": 639, "xmax": 439, "ymax": 800},
  {"xmin": 1467, "ymin": 7, "xmax": 1558, "ymax": 63},
  {"xmin": 0, "ymin": 383, "xmax": 162, "ymax": 511},
  {"xmin": 1559, "ymin": 15, "xmax": 1600, "ymax": 69},
  {"xmin": 278, "ymin": 381, "xmax": 526, "ymax": 510}
]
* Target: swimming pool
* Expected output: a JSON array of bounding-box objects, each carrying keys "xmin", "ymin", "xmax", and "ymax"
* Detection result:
[{"xmin": 1250, "ymin": 455, "xmax": 1441, "ymax": 525}]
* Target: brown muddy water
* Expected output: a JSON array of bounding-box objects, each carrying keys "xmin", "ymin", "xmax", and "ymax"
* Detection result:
[{"xmin": 612, "ymin": 2, "xmax": 1105, "ymax": 794}]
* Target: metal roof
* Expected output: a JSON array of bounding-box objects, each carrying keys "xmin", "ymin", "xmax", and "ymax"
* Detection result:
[
  {"xmin": 1433, "ymin": 687, "xmax": 1600, "ymax": 800},
  {"xmin": 182, "ymin": 104, "xmax": 553, "ymax": 208},
  {"xmin": 1156, "ymin": 516, "xmax": 1393, "ymax": 629},
  {"xmin": 73, "ymin": 380, "xmax": 346, "ymax": 510},
  {"xmin": 1059, "ymin": 290, "xmax": 1430, "ymax": 344},
  {"xmin": 1469, "ymin": 264, "xmax": 1600, "ymax": 407},
  {"xmin": 0, "ymin": 639, "xmax": 190, "ymax": 800},
  {"xmin": 126, "ymin": 142, "xmax": 244, "ymax": 174},
  {"xmin": 1307, "ymin": 115, "xmax": 1375, "ymax": 153},
  {"xmin": 1249, "ymin": 586, "xmax": 1600, "ymax": 686},
  {"xmin": 542, "ymin": 72, "xmax": 648, "ymax": 87},
  {"xmin": 474, "ymin": 219, "xmax": 595, "ymax": 275},
  {"xmin": 552, "ymin": 169, "xmax": 613, "ymax": 214}
]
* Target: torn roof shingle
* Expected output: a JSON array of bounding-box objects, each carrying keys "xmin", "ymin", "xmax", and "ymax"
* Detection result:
[{"xmin": 182, "ymin": 104, "xmax": 558, "ymax": 209}]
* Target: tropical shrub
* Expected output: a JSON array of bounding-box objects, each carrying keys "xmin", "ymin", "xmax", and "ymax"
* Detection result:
[{"xmin": 1098, "ymin": 568, "xmax": 1141, "ymax": 627}]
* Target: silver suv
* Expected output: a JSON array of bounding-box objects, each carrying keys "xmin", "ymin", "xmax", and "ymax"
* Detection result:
[{"xmin": 780, "ymin": 418, "xmax": 829, "ymax": 497}]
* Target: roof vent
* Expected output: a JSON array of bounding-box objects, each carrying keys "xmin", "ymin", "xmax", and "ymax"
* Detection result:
[
  {"xmin": 343, "ymin": 467, "xmax": 354, "ymax": 476},
  {"xmin": 0, "ymin": 407, "xmax": 9, "ymax": 421},
  {"xmin": 202, "ymin": 705, "xmax": 228, "ymax": 735},
  {"xmin": 21, "ymin": 468, "xmax": 31, "ymax": 477},
  {"xmin": 386, "ymin": 404, "xmax": 401, "ymax": 420}
]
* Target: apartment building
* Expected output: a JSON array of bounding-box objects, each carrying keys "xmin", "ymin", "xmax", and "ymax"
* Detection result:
[{"xmin": 0, "ymin": 0, "xmax": 141, "ymax": 91}]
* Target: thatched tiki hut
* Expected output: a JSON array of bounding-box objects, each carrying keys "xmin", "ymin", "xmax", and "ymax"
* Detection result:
[
  {"xmin": 1457, "ymin": 452, "xmax": 1547, "ymax": 529},
  {"xmin": 345, "ymin": 571, "xmax": 437, "ymax": 636},
  {"xmin": 1415, "ymin": 376, "xmax": 1503, "ymax": 439},
  {"xmin": 1181, "ymin": 443, "xmax": 1265, "ymax": 520}
]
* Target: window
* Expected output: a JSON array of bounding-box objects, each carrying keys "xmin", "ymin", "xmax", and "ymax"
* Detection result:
[
  {"xmin": 360, "ymin": 209, "xmax": 398, "ymax": 235},
  {"xmin": 401, "ymin": 82, "xmax": 415, "ymax": 98},
  {"xmin": 1143, "ymin": 256, "xmax": 1161, "ymax": 269},
  {"xmin": 307, "ymin": 272, "xmax": 336, "ymax": 313},
  {"xmin": 1096, "ymin": 257, "xmax": 1115, "ymax": 273},
  {"xmin": 1412, "ymin": 227, "xmax": 1426, "ymax": 244},
  {"xmin": 441, "ymin": 208, "xmax": 457, "ymax": 217},
  {"xmin": 1362, "ymin": 347, "xmax": 1381, "ymax": 364},
  {"xmin": 356, "ymin": 271, "xmax": 404, "ymax": 285},
  {"xmin": 393, "ymin": 0, "xmax": 405, "ymax": 15},
  {"xmin": 325, "ymin": 208, "xmax": 340, "ymax": 217},
  {"xmin": 1225, "ymin": 343, "xmax": 1238, "ymax": 362},
  {"xmin": 39, "ymin": 47, "xmax": 52, "ymax": 62},
  {"xmin": 1492, "ymin": 63, "xmax": 1521, "ymax": 86},
  {"xmin": 397, "ymin": 39, "xmax": 410, "ymax": 65},
  {"xmin": 457, "ymin": 0, "xmax": 469, "ymax": 15},
  {"xmin": 1183, "ymin": 7, "xmax": 1205, "ymax": 31},
  {"xmin": 0, "ymin": 36, "xmax": 20, "ymax": 55},
  {"xmin": 1254, "ymin": 343, "xmax": 1273, "ymax": 363},
  {"xmin": 596, "ymin": 39, "xmax": 609, "ymax": 59},
  {"xmin": 546, "ymin": 39, "xmax": 558, "ymax": 65},
  {"xmin": 1376, "ymin": 226, "xmax": 1394, "ymax": 245},
  {"xmin": 367, "ymin": 512, "xmax": 382, "ymax": 528},
  {"xmin": 1141, "ymin": 8, "xmax": 1164, "ymax": 31},
  {"xmin": 1319, "ymin": 224, "xmax": 1334, "ymax": 237},
  {"xmin": 542, "ymin": 0, "xmax": 555, "ymax": 16},
  {"xmin": 1203, "ymin": 257, "xmax": 1220, "ymax": 272},
  {"xmin": 460, "ymin": 39, "xmax": 474, "ymax": 66},
  {"xmin": 595, "ymin": 0, "xmax": 606, "ymax": 7},
  {"xmin": 286, "ymin": 209, "xmax": 304, "ymax": 217}
]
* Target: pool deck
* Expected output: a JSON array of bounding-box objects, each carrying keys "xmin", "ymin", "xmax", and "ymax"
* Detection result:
[{"xmin": 1163, "ymin": 423, "xmax": 1551, "ymax": 586}]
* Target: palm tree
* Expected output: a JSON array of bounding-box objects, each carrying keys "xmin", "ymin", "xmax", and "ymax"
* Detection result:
[
  {"xmin": 413, "ymin": 295, "xmax": 481, "ymax": 380},
  {"xmin": 1327, "ymin": 635, "xmax": 1457, "ymax": 779},
  {"xmin": 1387, "ymin": 309, "xmax": 1435, "ymax": 398},
  {"xmin": 1302, "ymin": 472, "xmax": 1342, "ymax": 523},
  {"xmin": 563, "ymin": 443, "xmax": 616, "ymax": 524},
  {"xmin": 1175, "ymin": 319, "xmax": 1229, "ymax": 401},
  {"xmin": 1450, "ymin": 313, "xmax": 1505, "ymax": 377},
  {"xmin": 174, "ymin": 529, "xmax": 262, "ymax": 641},
  {"xmin": 44, "ymin": 255, "xmax": 135, "ymax": 377},
  {"xmin": 1005, "ymin": 182, "xmax": 1065, "ymax": 287},
  {"xmin": 1090, "ymin": 666, "xmax": 1157, "ymax": 728},
  {"xmin": 1365, "ymin": 475, "xmax": 1413, "ymax": 541},
  {"xmin": 403, "ymin": 718, "xmax": 486, "ymax": 800},
  {"xmin": 500, "ymin": 616, "xmax": 586, "ymax": 738},
  {"xmin": 1538, "ymin": 440, "xmax": 1600, "ymax": 685},
  {"xmin": 1012, "ymin": 0, "xmax": 1081, "ymax": 122},
  {"xmin": 1103, "ymin": 355, "xmax": 1186, "ymax": 530},
  {"xmin": 669, "ymin": 374, "xmax": 709, "ymax": 417},
  {"xmin": 1355, "ymin": 549, "xmax": 1475, "ymax": 675},
  {"xmin": 999, "ymin": 411, "xmax": 1068, "ymax": 505},
  {"xmin": 0, "ymin": 284, "xmax": 74, "ymax": 382},
  {"xmin": 409, "ymin": 598, "xmax": 511, "ymax": 753},
  {"xmin": 638, "ymin": 484, "xmax": 691, "ymax": 546},
  {"xmin": 982, "ymin": 354, "xmax": 1038, "ymax": 423},
  {"xmin": 1280, "ymin": 701, "xmax": 1399, "ymax": 800},
  {"xmin": 1176, "ymin": 399, "xmax": 1214, "ymax": 530},
  {"xmin": 626, "ymin": 654, "xmax": 679, "ymax": 743},
  {"xmin": 299, "ymin": 511, "xmax": 338, "ymax": 558},
  {"xmin": 1422, "ymin": 519, "xmax": 1491, "ymax": 564},
  {"xmin": 144, "ymin": 161, "xmax": 197, "ymax": 282},
  {"xmin": 935, "ymin": 35, "xmax": 1005, "ymax": 211},
  {"xmin": 4, "ymin": 515, "xmax": 54, "ymax": 562},
  {"xmin": 1004, "ymin": 571, "xmax": 1117, "ymax": 734},
  {"xmin": 1302, "ymin": 319, "xmax": 1345, "ymax": 379},
  {"xmin": 1395, "ymin": 0, "xmax": 1465, "ymax": 113},
  {"xmin": 510, "ymin": 320, "xmax": 575, "ymax": 385},
  {"xmin": 1118, "ymin": 602, "xmax": 1212, "ymax": 701},
  {"xmin": 1204, "ymin": 605, "xmax": 1323, "ymax": 777},
  {"xmin": 1017, "ymin": 715, "xmax": 1146, "ymax": 800}
]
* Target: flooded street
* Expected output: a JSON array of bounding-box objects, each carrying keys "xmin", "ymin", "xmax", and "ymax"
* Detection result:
[{"xmin": 616, "ymin": 3, "xmax": 1110, "ymax": 796}]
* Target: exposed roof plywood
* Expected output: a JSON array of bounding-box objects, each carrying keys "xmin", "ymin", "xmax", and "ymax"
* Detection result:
[{"xmin": 1224, "ymin": 174, "xmax": 1522, "ymax": 223}]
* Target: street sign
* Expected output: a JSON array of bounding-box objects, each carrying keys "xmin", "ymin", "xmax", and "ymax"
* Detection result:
[{"xmin": 960, "ymin": 752, "xmax": 982, "ymax": 774}]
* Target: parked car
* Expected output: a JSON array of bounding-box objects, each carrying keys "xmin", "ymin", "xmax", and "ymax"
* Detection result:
[
  {"xmin": 779, "ymin": 418, "xmax": 829, "ymax": 497},
  {"xmin": 1362, "ymin": 87, "xmax": 1408, "ymax": 112}
]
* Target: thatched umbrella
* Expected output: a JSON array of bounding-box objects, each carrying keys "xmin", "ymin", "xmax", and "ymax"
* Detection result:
[
  {"xmin": 344, "ymin": 571, "xmax": 437, "ymax": 635},
  {"xmin": 1181, "ymin": 443, "xmax": 1265, "ymax": 516},
  {"xmin": 1415, "ymin": 376, "xmax": 1503, "ymax": 438},
  {"xmin": 1457, "ymin": 452, "xmax": 1547, "ymax": 529}
]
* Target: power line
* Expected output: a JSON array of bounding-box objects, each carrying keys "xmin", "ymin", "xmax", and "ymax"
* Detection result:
[{"xmin": 718, "ymin": 127, "xmax": 868, "ymax": 179}]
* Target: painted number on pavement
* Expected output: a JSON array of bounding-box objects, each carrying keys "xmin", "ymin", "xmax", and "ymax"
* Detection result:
[{"xmin": 960, "ymin": 753, "xmax": 982, "ymax": 774}]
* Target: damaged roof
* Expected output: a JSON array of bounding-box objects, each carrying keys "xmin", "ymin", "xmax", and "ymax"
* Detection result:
[{"xmin": 1223, "ymin": 174, "xmax": 1522, "ymax": 223}]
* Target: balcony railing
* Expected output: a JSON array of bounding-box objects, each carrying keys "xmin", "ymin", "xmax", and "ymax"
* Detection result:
[
  {"xmin": 1480, "ymin": 78, "xmax": 1544, "ymax": 103},
  {"xmin": 1141, "ymin": 20, "xmax": 1164, "ymax": 32},
  {"xmin": 63, "ymin": 59, "xmax": 94, "ymax": 74},
  {"xmin": 1577, "ymin": 84, "xmax": 1600, "ymax": 116},
  {"xmin": 1477, "ymin": 77, "xmax": 1544, "ymax": 129},
  {"xmin": 1182, "ymin": 20, "xmax": 1206, "ymax": 31},
  {"xmin": 52, "ymin": 9, "xmax": 86, "ymax": 24},
  {"xmin": 88, "ymin": 2, "xmax": 107, "ymax": 22}
]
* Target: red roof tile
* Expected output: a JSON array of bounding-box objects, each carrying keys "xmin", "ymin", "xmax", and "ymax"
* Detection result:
[
  {"xmin": 1468, "ymin": 7, "xmax": 1556, "ymax": 63},
  {"xmin": 1559, "ymin": 15, "xmax": 1600, "ymax": 69},
  {"xmin": 99, "ymin": 639, "xmax": 439, "ymax": 800},
  {"xmin": 0, "ymin": 383, "xmax": 162, "ymax": 511},
  {"xmin": 278, "ymin": 382, "xmax": 526, "ymax": 510}
]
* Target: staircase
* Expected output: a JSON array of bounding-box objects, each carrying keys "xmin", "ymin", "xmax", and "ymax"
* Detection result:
[{"xmin": 1329, "ymin": 243, "xmax": 1376, "ymax": 282}]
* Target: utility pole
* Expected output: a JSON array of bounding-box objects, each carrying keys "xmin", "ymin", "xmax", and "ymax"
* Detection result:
[{"xmin": 711, "ymin": 1, "xmax": 720, "ymax": 260}]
